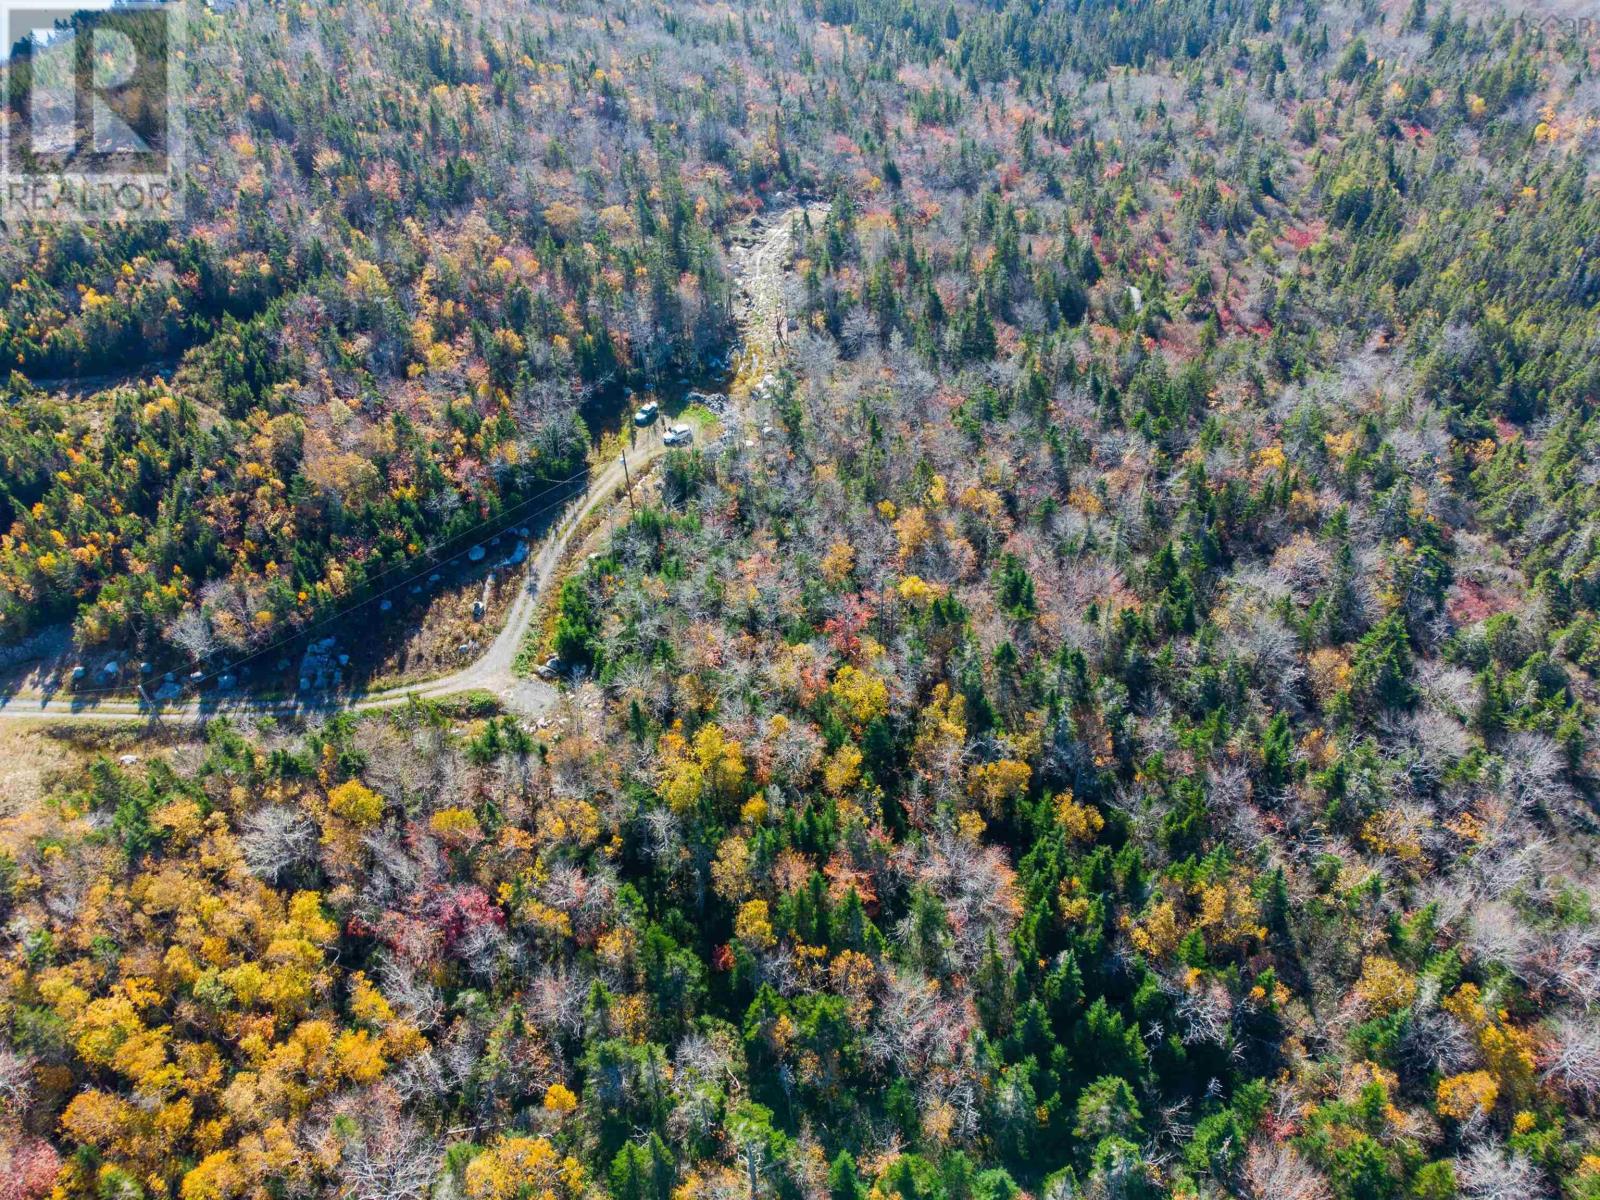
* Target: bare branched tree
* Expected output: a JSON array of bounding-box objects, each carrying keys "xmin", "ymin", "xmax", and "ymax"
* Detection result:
[
  {"xmin": 238, "ymin": 804, "xmax": 318, "ymax": 882},
  {"xmin": 1242, "ymin": 1142, "xmax": 1332, "ymax": 1200},
  {"xmin": 0, "ymin": 1045, "xmax": 33, "ymax": 1117},
  {"xmin": 1455, "ymin": 1144, "xmax": 1550, "ymax": 1200},
  {"xmin": 170, "ymin": 609, "xmax": 218, "ymax": 662},
  {"xmin": 334, "ymin": 1092, "xmax": 440, "ymax": 1200},
  {"xmin": 1541, "ymin": 1015, "xmax": 1600, "ymax": 1111},
  {"xmin": 1498, "ymin": 731, "xmax": 1574, "ymax": 813}
]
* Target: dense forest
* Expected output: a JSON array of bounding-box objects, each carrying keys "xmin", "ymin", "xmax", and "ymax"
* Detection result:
[{"xmin": 4, "ymin": 2, "xmax": 1600, "ymax": 1200}]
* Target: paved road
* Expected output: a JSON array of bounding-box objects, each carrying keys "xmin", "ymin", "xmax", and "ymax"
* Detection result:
[{"xmin": 0, "ymin": 207, "xmax": 812, "ymax": 726}]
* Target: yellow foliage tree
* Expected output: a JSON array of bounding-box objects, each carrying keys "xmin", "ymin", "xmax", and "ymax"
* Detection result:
[
  {"xmin": 1192, "ymin": 880, "xmax": 1265, "ymax": 953},
  {"xmin": 820, "ymin": 540, "xmax": 855, "ymax": 585},
  {"xmin": 182, "ymin": 1149, "xmax": 247, "ymax": 1200},
  {"xmin": 464, "ymin": 1135, "xmax": 585, "ymax": 1200},
  {"xmin": 327, "ymin": 780, "xmax": 384, "ymax": 826},
  {"xmin": 1053, "ymin": 793, "xmax": 1104, "ymax": 844},
  {"xmin": 893, "ymin": 505, "xmax": 932, "ymax": 560},
  {"xmin": 735, "ymin": 900, "xmax": 776, "ymax": 951},
  {"xmin": 967, "ymin": 759, "xmax": 1032, "ymax": 815},
  {"xmin": 1437, "ymin": 1070, "xmax": 1499, "ymax": 1120},
  {"xmin": 1129, "ymin": 900, "xmax": 1181, "ymax": 959},
  {"xmin": 822, "ymin": 743, "xmax": 864, "ymax": 796},
  {"xmin": 543, "ymin": 1082, "xmax": 578, "ymax": 1113},
  {"xmin": 1353, "ymin": 956, "xmax": 1416, "ymax": 1017},
  {"xmin": 896, "ymin": 575, "xmax": 946, "ymax": 606},
  {"xmin": 829, "ymin": 665, "xmax": 888, "ymax": 726},
  {"xmin": 658, "ymin": 724, "xmax": 746, "ymax": 813},
  {"xmin": 911, "ymin": 683, "xmax": 967, "ymax": 780},
  {"xmin": 1442, "ymin": 983, "xmax": 1538, "ymax": 1106},
  {"xmin": 429, "ymin": 807, "xmax": 484, "ymax": 846},
  {"xmin": 829, "ymin": 949, "xmax": 877, "ymax": 1001},
  {"xmin": 711, "ymin": 836, "xmax": 753, "ymax": 902},
  {"xmin": 333, "ymin": 1029, "xmax": 387, "ymax": 1083}
]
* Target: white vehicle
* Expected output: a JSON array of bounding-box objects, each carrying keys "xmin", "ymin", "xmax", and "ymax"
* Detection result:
[
  {"xmin": 663, "ymin": 423, "xmax": 693, "ymax": 446},
  {"xmin": 634, "ymin": 401, "xmax": 659, "ymax": 425}
]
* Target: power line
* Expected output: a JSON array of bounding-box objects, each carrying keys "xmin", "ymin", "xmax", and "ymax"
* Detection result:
[{"xmin": 62, "ymin": 459, "xmax": 608, "ymax": 699}]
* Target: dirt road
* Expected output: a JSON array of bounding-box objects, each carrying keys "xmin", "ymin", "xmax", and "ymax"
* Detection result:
[{"xmin": 0, "ymin": 206, "xmax": 811, "ymax": 726}]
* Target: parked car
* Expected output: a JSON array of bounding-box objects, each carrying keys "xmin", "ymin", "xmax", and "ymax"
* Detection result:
[
  {"xmin": 663, "ymin": 423, "xmax": 693, "ymax": 446},
  {"xmin": 634, "ymin": 401, "xmax": 659, "ymax": 425}
]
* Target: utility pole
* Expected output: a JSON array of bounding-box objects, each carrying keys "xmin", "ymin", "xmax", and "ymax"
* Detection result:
[{"xmin": 620, "ymin": 448, "xmax": 637, "ymax": 515}]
